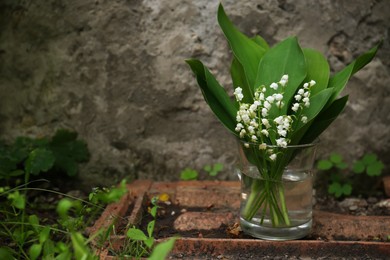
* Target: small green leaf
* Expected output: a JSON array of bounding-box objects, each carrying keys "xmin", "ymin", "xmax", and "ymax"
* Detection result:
[
  {"xmin": 341, "ymin": 183, "xmax": 352, "ymax": 196},
  {"xmin": 147, "ymin": 220, "xmax": 155, "ymax": 238},
  {"xmin": 362, "ymin": 153, "xmax": 377, "ymax": 165},
  {"xmin": 180, "ymin": 168, "xmax": 198, "ymax": 180},
  {"xmin": 150, "ymin": 206, "xmax": 158, "ymax": 218},
  {"xmin": 317, "ymin": 160, "xmax": 333, "ymax": 170},
  {"xmin": 29, "ymin": 243, "xmax": 42, "ymax": 260},
  {"xmin": 213, "ymin": 163, "xmax": 223, "ymax": 172},
  {"xmin": 39, "ymin": 226, "xmax": 50, "ymax": 244},
  {"xmin": 56, "ymin": 198, "xmax": 78, "ymax": 218},
  {"xmin": 352, "ymin": 161, "xmax": 365, "ymax": 174},
  {"xmin": 148, "ymin": 238, "xmax": 177, "ymax": 260},
  {"xmin": 25, "ymin": 148, "xmax": 55, "ymax": 175},
  {"xmin": 366, "ymin": 162, "xmax": 384, "ymax": 176},
  {"xmin": 127, "ymin": 228, "xmax": 147, "ymax": 241},
  {"xmin": 328, "ymin": 182, "xmax": 342, "ymax": 198},
  {"xmin": 29, "ymin": 215, "xmax": 40, "ymax": 232},
  {"xmin": 203, "ymin": 165, "xmax": 212, "ymax": 172},
  {"xmin": 8, "ymin": 191, "xmax": 25, "ymax": 209},
  {"xmin": 145, "ymin": 237, "xmax": 154, "ymax": 249},
  {"xmin": 335, "ymin": 162, "xmax": 348, "ymax": 170},
  {"xmin": 330, "ymin": 153, "xmax": 343, "ymax": 164}
]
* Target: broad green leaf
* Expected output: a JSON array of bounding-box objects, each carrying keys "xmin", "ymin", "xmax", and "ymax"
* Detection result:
[
  {"xmin": 203, "ymin": 165, "xmax": 212, "ymax": 172},
  {"xmin": 25, "ymin": 148, "xmax": 55, "ymax": 175},
  {"xmin": 231, "ymin": 58, "xmax": 252, "ymax": 104},
  {"xmin": 148, "ymin": 238, "xmax": 177, "ymax": 260},
  {"xmin": 342, "ymin": 183, "xmax": 352, "ymax": 196},
  {"xmin": 255, "ymin": 37, "xmax": 306, "ymax": 114},
  {"xmin": 296, "ymin": 88, "xmax": 333, "ymax": 131},
  {"xmin": 317, "ymin": 160, "xmax": 332, "ymax": 170},
  {"xmin": 218, "ymin": 4, "xmax": 267, "ymax": 88},
  {"xmin": 327, "ymin": 43, "xmax": 380, "ymax": 104},
  {"xmin": 303, "ymin": 48, "xmax": 329, "ymax": 95},
  {"xmin": 252, "ymin": 35, "xmax": 270, "ymax": 50},
  {"xmin": 127, "ymin": 228, "xmax": 148, "ymax": 241},
  {"xmin": 186, "ymin": 59, "xmax": 238, "ymax": 135},
  {"xmin": 299, "ymin": 95, "xmax": 348, "ymax": 144},
  {"xmin": 351, "ymin": 42, "xmax": 381, "ymax": 75}
]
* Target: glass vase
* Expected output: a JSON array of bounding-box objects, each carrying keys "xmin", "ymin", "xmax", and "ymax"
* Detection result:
[{"xmin": 238, "ymin": 141, "xmax": 317, "ymax": 241}]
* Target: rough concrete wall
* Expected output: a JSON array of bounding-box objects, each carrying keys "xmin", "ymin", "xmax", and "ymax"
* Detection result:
[{"xmin": 0, "ymin": 0, "xmax": 389, "ymax": 187}]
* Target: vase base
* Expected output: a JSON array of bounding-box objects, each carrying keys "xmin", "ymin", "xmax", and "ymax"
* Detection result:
[{"xmin": 240, "ymin": 217, "xmax": 312, "ymax": 241}]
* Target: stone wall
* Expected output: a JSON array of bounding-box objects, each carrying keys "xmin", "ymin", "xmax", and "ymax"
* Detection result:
[{"xmin": 0, "ymin": 0, "xmax": 389, "ymax": 187}]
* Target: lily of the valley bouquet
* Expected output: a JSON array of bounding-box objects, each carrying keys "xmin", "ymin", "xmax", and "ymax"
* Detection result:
[{"xmin": 186, "ymin": 4, "xmax": 379, "ymax": 233}]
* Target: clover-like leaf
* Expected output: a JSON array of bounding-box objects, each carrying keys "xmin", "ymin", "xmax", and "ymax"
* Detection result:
[{"xmin": 317, "ymin": 160, "xmax": 333, "ymax": 170}]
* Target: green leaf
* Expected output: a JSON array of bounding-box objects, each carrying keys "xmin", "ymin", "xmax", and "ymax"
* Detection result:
[
  {"xmin": 150, "ymin": 206, "xmax": 158, "ymax": 218},
  {"xmin": 145, "ymin": 237, "xmax": 154, "ymax": 249},
  {"xmin": 255, "ymin": 36, "xmax": 306, "ymax": 114},
  {"xmin": 330, "ymin": 153, "xmax": 343, "ymax": 164},
  {"xmin": 218, "ymin": 4, "xmax": 267, "ymax": 88},
  {"xmin": 29, "ymin": 215, "xmax": 40, "ymax": 232},
  {"xmin": 231, "ymin": 58, "xmax": 252, "ymax": 105},
  {"xmin": 8, "ymin": 191, "xmax": 25, "ymax": 209},
  {"xmin": 299, "ymin": 95, "xmax": 348, "ymax": 144},
  {"xmin": 0, "ymin": 247, "xmax": 14, "ymax": 260},
  {"xmin": 147, "ymin": 220, "xmax": 155, "ymax": 238},
  {"xmin": 29, "ymin": 244, "xmax": 42, "ymax": 260},
  {"xmin": 180, "ymin": 168, "xmax": 198, "ymax": 181},
  {"xmin": 327, "ymin": 43, "xmax": 380, "ymax": 104},
  {"xmin": 362, "ymin": 153, "xmax": 377, "ymax": 165},
  {"xmin": 328, "ymin": 182, "xmax": 342, "ymax": 198},
  {"xmin": 317, "ymin": 160, "xmax": 333, "ymax": 170},
  {"xmin": 341, "ymin": 183, "xmax": 352, "ymax": 196},
  {"xmin": 213, "ymin": 163, "xmax": 223, "ymax": 172},
  {"xmin": 302, "ymin": 48, "xmax": 330, "ymax": 96},
  {"xmin": 70, "ymin": 232, "xmax": 95, "ymax": 260},
  {"xmin": 366, "ymin": 162, "xmax": 384, "ymax": 176},
  {"xmin": 203, "ymin": 165, "xmax": 212, "ymax": 172},
  {"xmin": 335, "ymin": 162, "xmax": 348, "ymax": 170},
  {"xmin": 25, "ymin": 148, "xmax": 55, "ymax": 175},
  {"xmin": 352, "ymin": 161, "xmax": 365, "ymax": 174},
  {"xmin": 296, "ymin": 88, "xmax": 333, "ymax": 130},
  {"xmin": 148, "ymin": 238, "xmax": 177, "ymax": 260},
  {"xmin": 39, "ymin": 226, "xmax": 50, "ymax": 244},
  {"xmin": 57, "ymin": 198, "xmax": 73, "ymax": 218},
  {"xmin": 186, "ymin": 59, "xmax": 238, "ymax": 135},
  {"xmin": 127, "ymin": 228, "xmax": 148, "ymax": 241}
]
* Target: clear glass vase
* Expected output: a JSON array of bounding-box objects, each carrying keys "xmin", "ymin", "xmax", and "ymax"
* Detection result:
[{"xmin": 238, "ymin": 141, "xmax": 317, "ymax": 240}]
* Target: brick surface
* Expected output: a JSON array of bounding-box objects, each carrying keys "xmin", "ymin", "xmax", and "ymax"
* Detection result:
[
  {"xmin": 92, "ymin": 180, "xmax": 390, "ymax": 259},
  {"xmin": 174, "ymin": 212, "xmax": 235, "ymax": 231}
]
